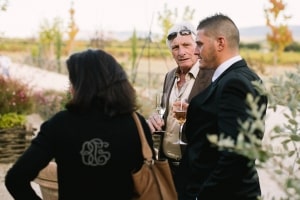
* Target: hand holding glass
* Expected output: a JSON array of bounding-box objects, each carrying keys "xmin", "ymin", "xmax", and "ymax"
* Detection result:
[
  {"xmin": 153, "ymin": 92, "xmax": 166, "ymax": 159},
  {"xmin": 173, "ymin": 99, "xmax": 187, "ymax": 145},
  {"xmin": 154, "ymin": 92, "xmax": 166, "ymax": 134}
]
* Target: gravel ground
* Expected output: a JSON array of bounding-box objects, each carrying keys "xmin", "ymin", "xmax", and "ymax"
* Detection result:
[
  {"xmin": 8, "ymin": 62, "xmax": 68, "ymax": 92},
  {"xmin": 0, "ymin": 159, "xmax": 287, "ymax": 200},
  {"xmin": 0, "ymin": 165, "xmax": 287, "ymax": 199},
  {"xmin": 0, "ymin": 63, "xmax": 297, "ymax": 199}
]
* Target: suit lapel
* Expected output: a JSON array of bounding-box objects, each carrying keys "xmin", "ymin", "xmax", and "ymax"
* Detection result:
[
  {"xmin": 188, "ymin": 69, "xmax": 214, "ymax": 102},
  {"xmin": 163, "ymin": 68, "xmax": 177, "ymax": 119},
  {"xmin": 197, "ymin": 59, "xmax": 247, "ymax": 104}
]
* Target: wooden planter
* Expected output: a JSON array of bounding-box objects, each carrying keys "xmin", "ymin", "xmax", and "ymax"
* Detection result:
[
  {"xmin": 34, "ymin": 161, "xmax": 58, "ymax": 200},
  {"xmin": 0, "ymin": 126, "xmax": 34, "ymax": 163}
]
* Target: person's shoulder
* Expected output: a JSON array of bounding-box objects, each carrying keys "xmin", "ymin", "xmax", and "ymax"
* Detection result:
[
  {"xmin": 165, "ymin": 67, "xmax": 177, "ymax": 77},
  {"xmin": 46, "ymin": 110, "xmax": 69, "ymax": 123}
]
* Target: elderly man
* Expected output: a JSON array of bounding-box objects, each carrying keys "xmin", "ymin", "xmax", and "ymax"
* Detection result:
[{"xmin": 147, "ymin": 21, "xmax": 214, "ymax": 176}]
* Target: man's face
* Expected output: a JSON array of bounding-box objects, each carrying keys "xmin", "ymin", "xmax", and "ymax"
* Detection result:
[
  {"xmin": 170, "ymin": 35, "xmax": 198, "ymax": 72},
  {"xmin": 194, "ymin": 29, "xmax": 218, "ymax": 70}
]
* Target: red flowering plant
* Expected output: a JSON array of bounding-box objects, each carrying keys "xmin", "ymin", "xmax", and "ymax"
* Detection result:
[
  {"xmin": 32, "ymin": 89, "xmax": 70, "ymax": 120},
  {"xmin": 0, "ymin": 74, "xmax": 33, "ymax": 128}
]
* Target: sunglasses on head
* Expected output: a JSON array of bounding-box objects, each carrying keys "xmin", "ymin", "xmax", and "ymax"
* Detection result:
[{"xmin": 167, "ymin": 29, "xmax": 192, "ymax": 41}]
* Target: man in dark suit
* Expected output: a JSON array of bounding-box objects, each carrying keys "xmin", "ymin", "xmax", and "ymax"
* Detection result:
[
  {"xmin": 175, "ymin": 14, "xmax": 268, "ymax": 200},
  {"xmin": 147, "ymin": 22, "xmax": 214, "ymax": 175}
]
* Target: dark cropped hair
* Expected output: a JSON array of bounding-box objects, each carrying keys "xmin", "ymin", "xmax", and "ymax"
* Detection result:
[
  {"xmin": 197, "ymin": 13, "xmax": 240, "ymax": 49},
  {"xmin": 66, "ymin": 49, "xmax": 137, "ymax": 117}
]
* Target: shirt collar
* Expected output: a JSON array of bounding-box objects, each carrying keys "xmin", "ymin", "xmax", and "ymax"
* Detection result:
[
  {"xmin": 175, "ymin": 62, "xmax": 199, "ymax": 79},
  {"xmin": 212, "ymin": 55, "xmax": 242, "ymax": 82}
]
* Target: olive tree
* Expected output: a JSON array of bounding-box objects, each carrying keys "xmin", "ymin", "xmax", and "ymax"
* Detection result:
[{"xmin": 208, "ymin": 67, "xmax": 300, "ymax": 199}]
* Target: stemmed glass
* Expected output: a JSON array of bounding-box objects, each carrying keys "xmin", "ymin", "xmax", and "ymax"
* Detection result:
[
  {"xmin": 173, "ymin": 98, "xmax": 187, "ymax": 145},
  {"xmin": 155, "ymin": 92, "xmax": 166, "ymax": 119},
  {"xmin": 153, "ymin": 92, "xmax": 166, "ymax": 159}
]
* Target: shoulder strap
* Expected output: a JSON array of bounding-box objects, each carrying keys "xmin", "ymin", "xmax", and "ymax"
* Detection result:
[{"xmin": 132, "ymin": 112, "xmax": 153, "ymax": 161}]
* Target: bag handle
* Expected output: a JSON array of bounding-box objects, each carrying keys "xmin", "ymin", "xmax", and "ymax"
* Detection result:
[{"xmin": 132, "ymin": 112, "xmax": 153, "ymax": 162}]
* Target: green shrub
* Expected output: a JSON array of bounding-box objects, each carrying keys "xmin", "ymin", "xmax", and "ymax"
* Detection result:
[{"xmin": 0, "ymin": 112, "xmax": 26, "ymax": 129}]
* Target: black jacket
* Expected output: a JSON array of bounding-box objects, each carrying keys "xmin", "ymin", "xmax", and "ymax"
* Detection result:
[
  {"xmin": 5, "ymin": 110, "xmax": 154, "ymax": 200},
  {"xmin": 175, "ymin": 59, "xmax": 268, "ymax": 200}
]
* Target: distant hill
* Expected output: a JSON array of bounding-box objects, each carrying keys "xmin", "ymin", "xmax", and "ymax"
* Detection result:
[
  {"xmin": 239, "ymin": 25, "xmax": 300, "ymax": 42},
  {"xmin": 77, "ymin": 25, "xmax": 300, "ymax": 43}
]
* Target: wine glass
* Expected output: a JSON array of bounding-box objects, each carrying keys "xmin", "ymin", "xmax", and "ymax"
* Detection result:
[
  {"xmin": 155, "ymin": 92, "xmax": 166, "ymax": 119},
  {"xmin": 173, "ymin": 98, "xmax": 187, "ymax": 145},
  {"xmin": 153, "ymin": 92, "xmax": 166, "ymax": 159}
]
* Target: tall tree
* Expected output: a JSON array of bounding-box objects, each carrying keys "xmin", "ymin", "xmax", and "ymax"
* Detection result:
[
  {"xmin": 157, "ymin": 3, "xmax": 177, "ymax": 44},
  {"xmin": 157, "ymin": 4, "xmax": 195, "ymax": 44},
  {"xmin": 64, "ymin": 1, "xmax": 79, "ymax": 56},
  {"xmin": 265, "ymin": 0, "xmax": 293, "ymax": 65},
  {"xmin": 38, "ymin": 18, "xmax": 63, "ymax": 71},
  {"xmin": 130, "ymin": 28, "xmax": 138, "ymax": 84},
  {"xmin": 0, "ymin": 0, "xmax": 8, "ymax": 36}
]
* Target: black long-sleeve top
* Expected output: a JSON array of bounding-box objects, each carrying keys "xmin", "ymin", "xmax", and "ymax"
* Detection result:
[{"xmin": 5, "ymin": 109, "xmax": 154, "ymax": 200}]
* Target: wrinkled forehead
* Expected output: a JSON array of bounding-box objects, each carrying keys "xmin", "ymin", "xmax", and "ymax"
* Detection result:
[{"xmin": 170, "ymin": 34, "xmax": 196, "ymax": 47}]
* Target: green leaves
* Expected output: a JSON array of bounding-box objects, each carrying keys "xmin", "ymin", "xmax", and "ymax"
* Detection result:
[
  {"xmin": 0, "ymin": 112, "xmax": 26, "ymax": 129},
  {"xmin": 208, "ymin": 68, "xmax": 300, "ymax": 199}
]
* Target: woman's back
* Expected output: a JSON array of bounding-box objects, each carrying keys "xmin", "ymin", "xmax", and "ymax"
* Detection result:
[
  {"xmin": 5, "ymin": 49, "xmax": 154, "ymax": 200},
  {"xmin": 51, "ymin": 111, "xmax": 149, "ymax": 199}
]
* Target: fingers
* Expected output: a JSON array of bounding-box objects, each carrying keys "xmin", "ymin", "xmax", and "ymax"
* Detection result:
[
  {"xmin": 147, "ymin": 113, "xmax": 164, "ymax": 133},
  {"xmin": 172, "ymin": 101, "xmax": 189, "ymax": 110},
  {"xmin": 182, "ymin": 102, "xmax": 189, "ymax": 110}
]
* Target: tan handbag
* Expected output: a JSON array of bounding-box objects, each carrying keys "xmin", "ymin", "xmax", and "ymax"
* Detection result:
[{"xmin": 131, "ymin": 112, "xmax": 178, "ymax": 200}]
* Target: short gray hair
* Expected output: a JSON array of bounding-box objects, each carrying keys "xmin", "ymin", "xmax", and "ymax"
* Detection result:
[{"xmin": 166, "ymin": 21, "xmax": 196, "ymax": 49}]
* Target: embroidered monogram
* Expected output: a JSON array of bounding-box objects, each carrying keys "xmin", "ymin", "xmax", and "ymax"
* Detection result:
[{"xmin": 80, "ymin": 138, "xmax": 111, "ymax": 166}]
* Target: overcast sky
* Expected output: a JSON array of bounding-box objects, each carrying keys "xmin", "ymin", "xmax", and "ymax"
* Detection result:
[{"xmin": 1, "ymin": 0, "xmax": 299, "ymax": 38}]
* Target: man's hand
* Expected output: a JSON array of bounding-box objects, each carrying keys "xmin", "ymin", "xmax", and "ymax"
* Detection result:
[{"xmin": 147, "ymin": 113, "xmax": 165, "ymax": 133}]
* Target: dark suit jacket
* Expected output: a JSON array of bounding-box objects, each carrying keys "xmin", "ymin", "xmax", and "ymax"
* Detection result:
[{"xmin": 175, "ymin": 59, "xmax": 268, "ymax": 200}]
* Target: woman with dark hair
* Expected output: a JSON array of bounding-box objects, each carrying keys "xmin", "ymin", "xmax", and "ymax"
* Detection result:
[{"xmin": 5, "ymin": 49, "xmax": 154, "ymax": 200}]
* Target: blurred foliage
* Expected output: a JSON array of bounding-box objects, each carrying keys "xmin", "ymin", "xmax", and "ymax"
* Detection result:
[
  {"xmin": 157, "ymin": 4, "xmax": 195, "ymax": 44},
  {"xmin": 1, "ymin": 38, "xmax": 300, "ymax": 73},
  {"xmin": 31, "ymin": 89, "xmax": 70, "ymax": 120},
  {"xmin": 0, "ymin": 0, "xmax": 8, "ymax": 11},
  {"xmin": 130, "ymin": 29, "xmax": 138, "ymax": 84},
  {"xmin": 1, "ymin": 33, "xmax": 300, "ymax": 122},
  {"xmin": 208, "ymin": 67, "xmax": 300, "ymax": 199},
  {"xmin": 64, "ymin": 1, "xmax": 79, "ymax": 56},
  {"xmin": 0, "ymin": 72, "xmax": 70, "ymax": 127},
  {"xmin": 0, "ymin": 112, "xmax": 26, "ymax": 129},
  {"xmin": 0, "ymin": 75, "xmax": 33, "ymax": 115},
  {"xmin": 37, "ymin": 17, "xmax": 64, "ymax": 72},
  {"xmin": 284, "ymin": 41, "xmax": 300, "ymax": 52},
  {"xmin": 265, "ymin": 0, "xmax": 293, "ymax": 65},
  {"xmin": 0, "ymin": 74, "xmax": 33, "ymax": 129}
]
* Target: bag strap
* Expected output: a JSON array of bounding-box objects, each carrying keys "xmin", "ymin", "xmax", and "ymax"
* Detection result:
[{"xmin": 132, "ymin": 112, "xmax": 153, "ymax": 162}]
